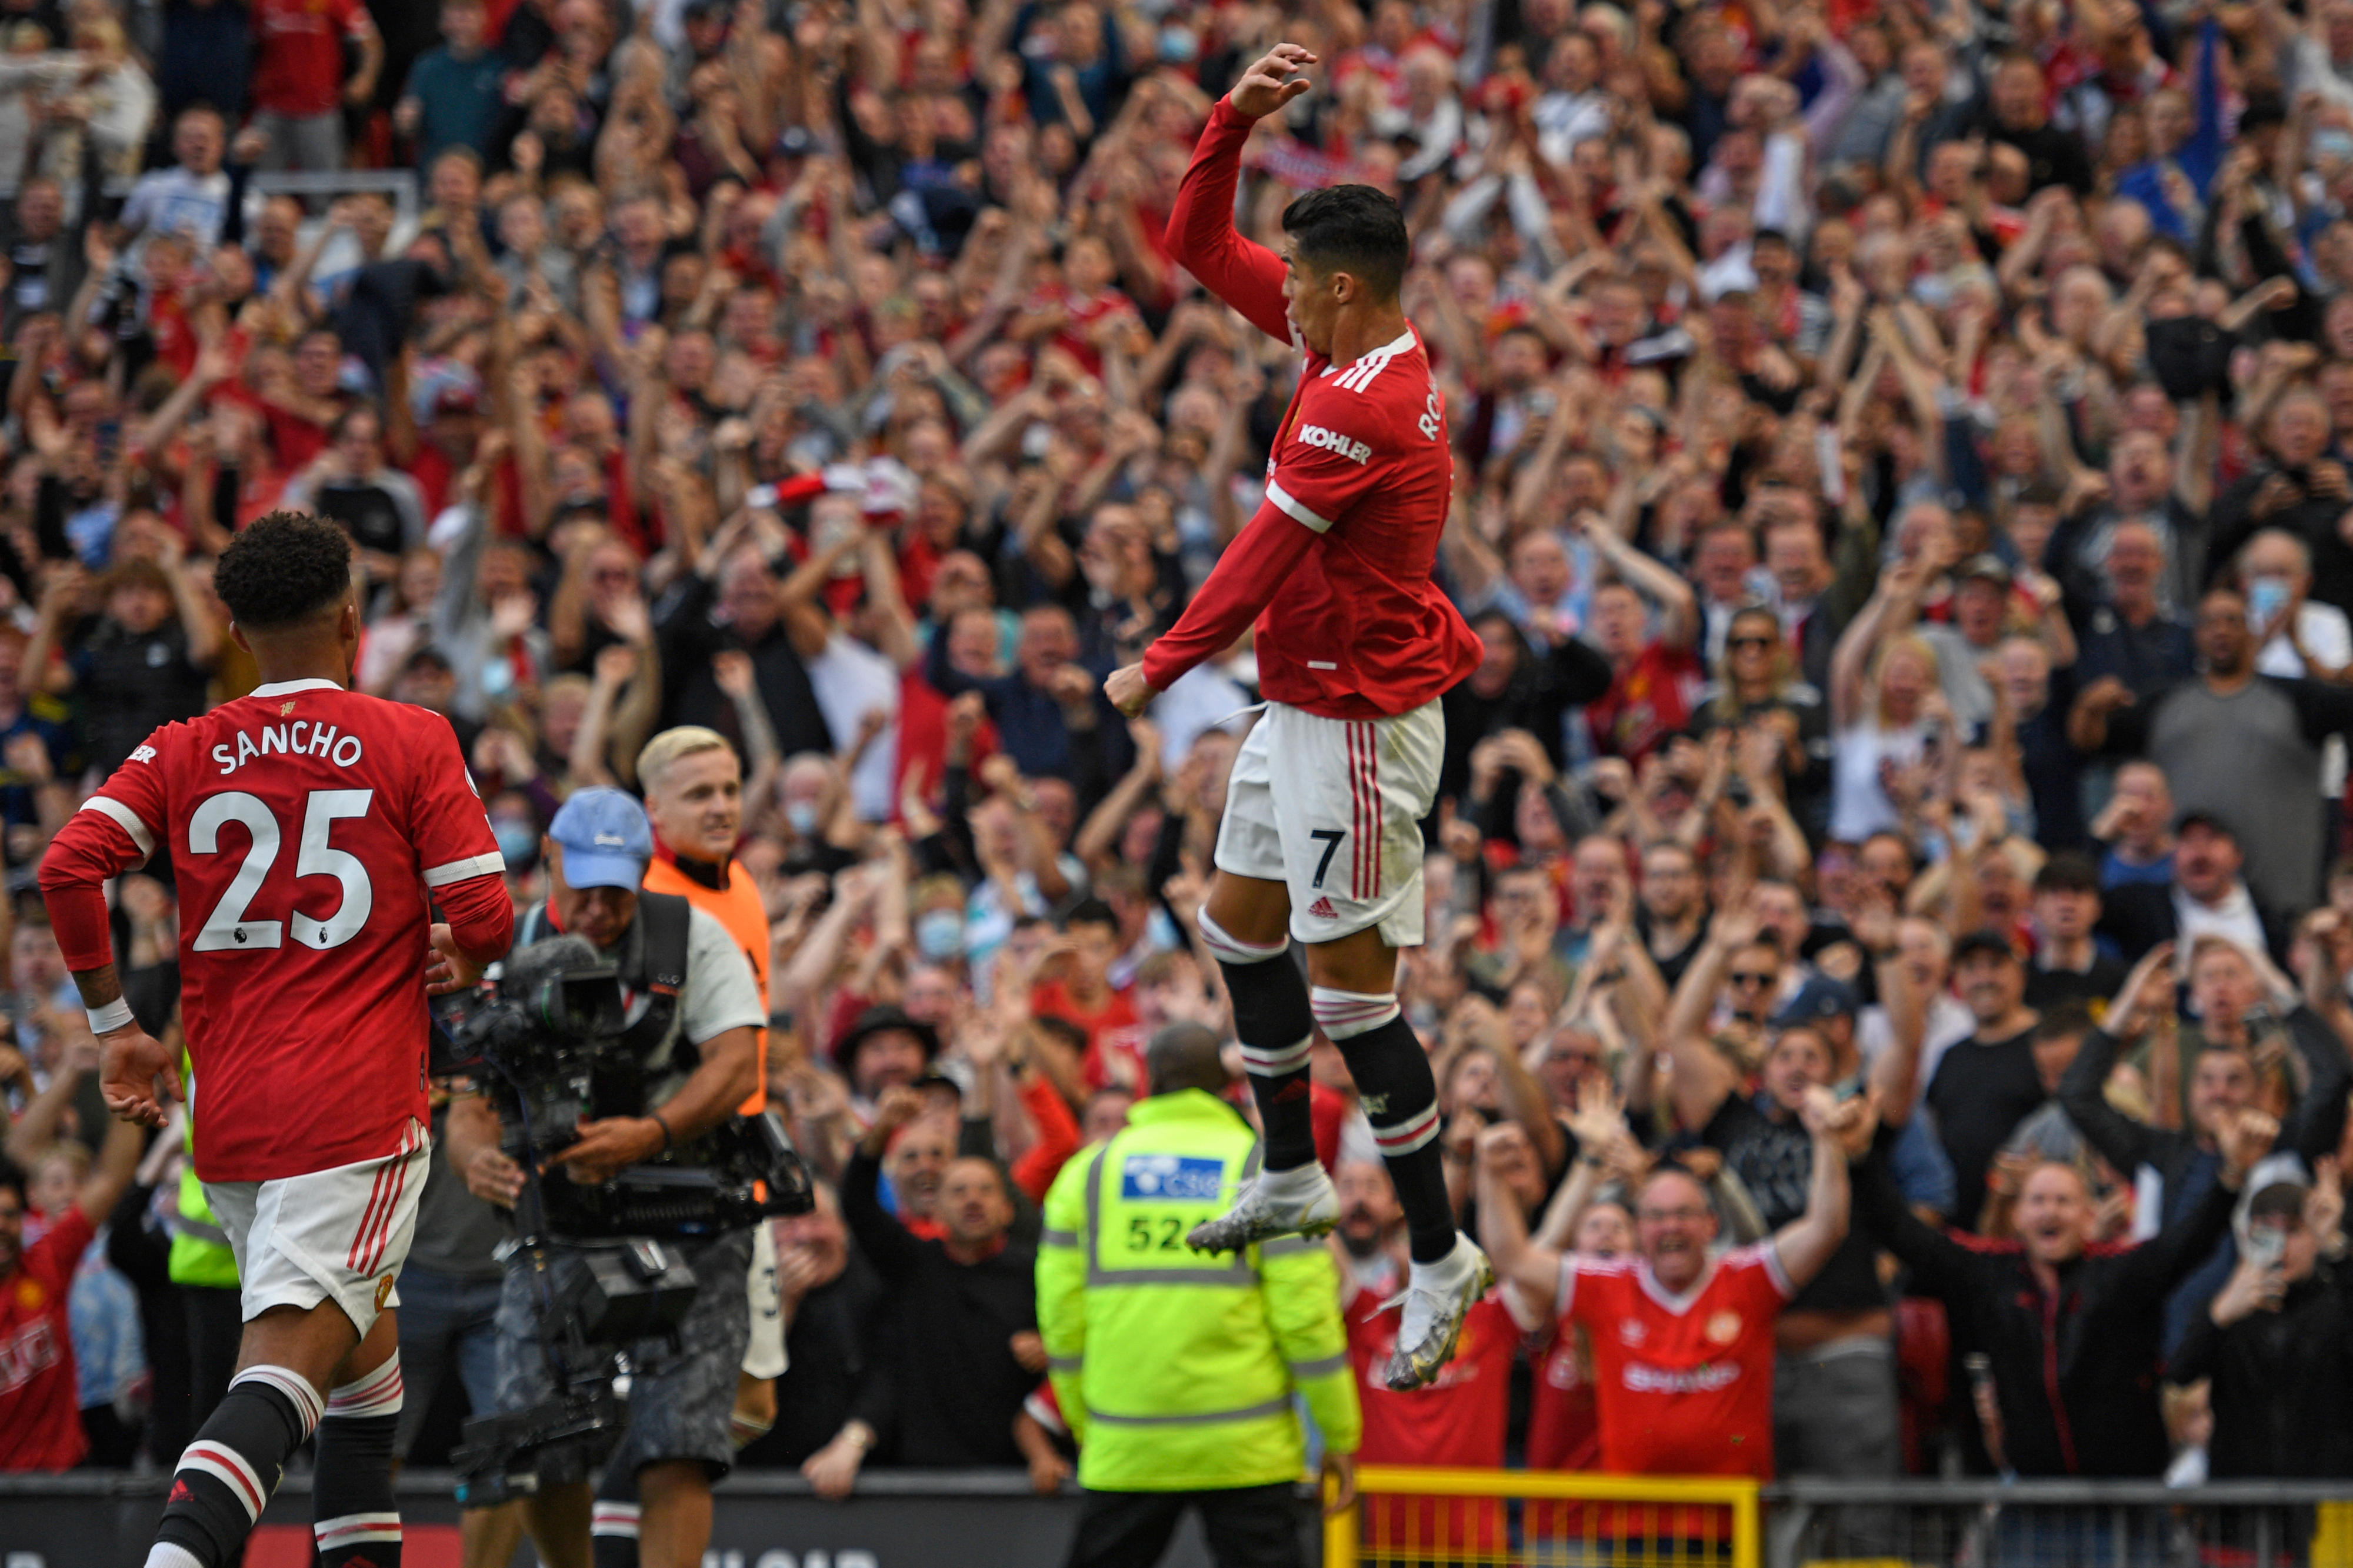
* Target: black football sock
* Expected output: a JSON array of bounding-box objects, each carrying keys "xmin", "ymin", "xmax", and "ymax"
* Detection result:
[
  {"xmin": 1313, "ymin": 990, "xmax": 1455, "ymax": 1263},
  {"xmin": 151, "ymin": 1365, "xmax": 321, "ymax": 1568},
  {"xmin": 1199, "ymin": 910, "xmax": 1318, "ymax": 1172},
  {"xmin": 314, "ymin": 1355, "xmax": 402, "ymax": 1567}
]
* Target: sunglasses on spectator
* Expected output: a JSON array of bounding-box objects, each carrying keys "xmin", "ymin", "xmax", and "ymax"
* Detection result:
[
  {"xmin": 1728, "ymin": 970, "xmax": 1775, "ymax": 987},
  {"xmin": 1729, "ymin": 635, "xmax": 1775, "ymax": 650}
]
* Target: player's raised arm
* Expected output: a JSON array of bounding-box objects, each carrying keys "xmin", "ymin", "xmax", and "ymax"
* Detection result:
[
  {"xmin": 1166, "ymin": 44, "xmax": 1319, "ymax": 345},
  {"xmin": 1770, "ymin": 1087, "xmax": 1860, "ymax": 1293}
]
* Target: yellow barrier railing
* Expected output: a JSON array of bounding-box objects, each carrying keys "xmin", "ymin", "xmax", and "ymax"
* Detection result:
[{"xmin": 1324, "ymin": 1464, "xmax": 1761, "ymax": 1568}]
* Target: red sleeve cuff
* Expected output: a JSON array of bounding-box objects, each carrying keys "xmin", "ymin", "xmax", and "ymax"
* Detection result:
[{"xmin": 435, "ymin": 872, "xmax": 515, "ymax": 963}]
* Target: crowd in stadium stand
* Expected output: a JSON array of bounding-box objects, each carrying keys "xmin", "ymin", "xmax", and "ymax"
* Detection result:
[{"xmin": 6, "ymin": 0, "xmax": 2353, "ymax": 1517}]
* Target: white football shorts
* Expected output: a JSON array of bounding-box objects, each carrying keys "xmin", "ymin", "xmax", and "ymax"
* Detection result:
[
  {"xmin": 204, "ymin": 1118, "xmax": 430, "ymax": 1340},
  {"xmin": 1214, "ymin": 698, "xmax": 1443, "ymax": 948}
]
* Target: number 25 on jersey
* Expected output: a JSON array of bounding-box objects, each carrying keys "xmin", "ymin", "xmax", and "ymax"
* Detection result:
[{"xmin": 188, "ymin": 788, "xmax": 376, "ymax": 952}]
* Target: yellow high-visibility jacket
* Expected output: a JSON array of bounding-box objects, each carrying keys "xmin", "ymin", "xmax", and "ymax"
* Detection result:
[
  {"xmin": 168, "ymin": 1062, "xmax": 236, "ymax": 1289},
  {"xmin": 1037, "ymin": 1089, "xmax": 1359, "ymax": 1492}
]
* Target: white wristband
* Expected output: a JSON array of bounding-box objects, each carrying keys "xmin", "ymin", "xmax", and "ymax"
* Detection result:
[{"xmin": 86, "ymin": 998, "xmax": 134, "ymax": 1035}]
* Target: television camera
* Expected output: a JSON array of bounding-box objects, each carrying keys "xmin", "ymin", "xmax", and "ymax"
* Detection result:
[{"xmin": 436, "ymin": 934, "xmax": 811, "ymax": 1504}]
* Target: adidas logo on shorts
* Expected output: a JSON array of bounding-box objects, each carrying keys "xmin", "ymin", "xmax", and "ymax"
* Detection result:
[{"xmin": 1308, "ymin": 897, "xmax": 1337, "ymax": 918}]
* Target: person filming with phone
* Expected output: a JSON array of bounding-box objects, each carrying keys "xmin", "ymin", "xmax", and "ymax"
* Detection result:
[{"xmin": 2165, "ymin": 1168, "xmax": 2353, "ymax": 1555}]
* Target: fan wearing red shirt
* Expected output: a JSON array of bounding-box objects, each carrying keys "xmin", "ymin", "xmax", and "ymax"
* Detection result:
[
  {"xmin": 1104, "ymin": 44, "xmax": 1487, "ymax": 1392},
  {"xmin": 1524, "ymin": 1192, "xmax": 1635, "ymax": 1473},
  {"xmin": 248, "ymin": 0, "xmax": 382, "ymax": 172},
  {"xmin": 39, "ymin": 513, "xmax": 513, "ymax": 1568},
  {"xmin": 1008, "ymin": 233, "xmax": 1149, "ymax": 378},
  {"xmin": 1482, "ymin": 1092, "xmax": 1856, "ymax": 1494},
  {"xmin": 1030, "ymin": 900, "xmax": 1149, "ymax": 1092},
  {"xmin": 1578, "ymin": 521, "xmax": 1704, "ymax": 765},
  {"xmin": 1330, "ymin": 1160, "xmax": 1514, "ymax": 1558},
  {"xmin": 0, "ymin": 1118, "xmax": 143, "ymax": 1470}
]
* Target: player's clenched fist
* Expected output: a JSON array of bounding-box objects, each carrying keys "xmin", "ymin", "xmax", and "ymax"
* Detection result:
[
  {"xmin": 1105, "ymin": 662, "xmax": 1154, "ymax": 718},
  {"xmin": 1228, "ymin": 43, "xmax": 1318, "ymax": 119}
]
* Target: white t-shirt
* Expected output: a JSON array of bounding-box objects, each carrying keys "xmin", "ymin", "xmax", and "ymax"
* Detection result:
[
  {"xmin": 806, "ymin": 630, "xmax": 901, "ymax": 821},
  {"xmin": 2257, "ymin": 600, "xmax": 2353, "ymax": 795},
  {"xmin": 1148, "ymin": 662, "xmax": 1252, "ymax": 770},
  {"xmin": 1857, "ymin": 992, "xmax": 1977, "ymax": 1095},
  {"xmin": 121, "ymin": 167, "xmax": 255, "ymax": 252},
  {"xmin": 1829, "ymin": 720, "xmax": 1929, "ymax": 842},
  {"xmin": 672, "ymin": 905, "xmax": 768, "ymax": 1049}
]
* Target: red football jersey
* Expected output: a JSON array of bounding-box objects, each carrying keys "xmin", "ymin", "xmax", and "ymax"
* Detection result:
[
  {"xmin": 250, "ymin": 0, "xmax": 371, "ymax": 116},
  {"xmin": 1148, "ymin": 99, "xmax": 1481, "ymax": 720},
  {"xmin": 1526, "ymin": 1319, "xmax": 1602, "ymax": 1472},
  {"xmin": 0, "ymin": 1206, "xmax": 94, "ymax": 1472},
  {"xmin": 1584, "ymin": 640, "xmax": 1706, "ymax": 763},
  {"xmin": 1030, "ymin": 980, "xmax": 1146, "ymax": 1092},
  {"xmin": 56, "ymin": 679, "xmax": 504, "ymax": 1182},
  {"xmin": 1564, "ymin": 1243, "xmax": 1792, "ymax": 1480},
  {"xmin": 1342, "ymin": 1269, "xmax": 1512, "ymax": 1556}
]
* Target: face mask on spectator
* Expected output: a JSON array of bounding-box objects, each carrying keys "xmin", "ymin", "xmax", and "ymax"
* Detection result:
[
  {"xmin": 916, "ymin": 909, "xmax": 964, "ymax": 961},
  {"xmin": 786, "ymin": 800, "xmax": 820, "ymax": 836},
  {"xmin": 493, "ymin": 818, "xmax": 538, "ymax": 868}
]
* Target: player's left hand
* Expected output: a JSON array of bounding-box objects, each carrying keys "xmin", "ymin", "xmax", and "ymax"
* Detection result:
[
  {"xmin": 1104, "ymin": 662, "xmax": 1154, "ymax": 718},
  {"xmin": 551, "ymin": 1116, "xmax": 667, "ymax": 1185},
  {"xmin": 1229, "ymin": 43, "xmax": 1318, "ymax": 119},
  {"xmin": 99, "ymin": 1024, "xmax": 179, "ymax": 1129},
  {"xmin": 425, "ymin": 922, "xmax": 486, "ymax": 997}
]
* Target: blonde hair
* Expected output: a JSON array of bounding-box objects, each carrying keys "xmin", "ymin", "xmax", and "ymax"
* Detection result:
[
  {"xmin": 1870, "ymin": 632, "xmax": 1941, "ymax": 728},
  {"xmin": 636, "ymin": 725, "xmax": 736, "ymax": 793}
]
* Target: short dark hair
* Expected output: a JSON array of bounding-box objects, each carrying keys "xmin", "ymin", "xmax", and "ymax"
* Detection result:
[
  {"xmin": 328, "ymin": 403, "xmax": 381, "ymax": 443},
  {"xmin": 215, "ymin": 511, "xmax": 354, "ymax": 629},
  {"xmin": 2035, "ymin": 1000, "xmax": 2095, "ymax": 1043},
  {"xmin": 1952, "ymin": 928, "xmax": 2019, "ymax": 966},
  {"xmin": 1146, "ymin": 1022, "xmax": 1229, "ymax": 1097},
  {"xmin": 1281, "ymin": 184, "xmax": 1408, "ymax": 301},
  {"xmin": 1063, "ymin": 897, "xmax": 1118, "ymax": 936},
  {"xmin": 2034, "ymin": 852, "xmax": 2101, "ymax": 895},
  {"xmin": 0, "ymin": 1155, "xmax": 23, "ymax": 1209}
]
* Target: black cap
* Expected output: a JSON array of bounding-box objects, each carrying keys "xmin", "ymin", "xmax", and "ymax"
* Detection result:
[
  {"xmin": 1952, "ymin": 928, "xmax": 2019, "ymax": 965},
  {"xmin": 1772, "ymin": 973, "xmax": 1859, "ymax": 1027},
  {"xmin": 833, "ymin": 1004, "xmax": 941, "ymax": 1069},
  {"xmin": 911, "ymin": 1069, "xmax": 964, "ymax": 1100},
  {"xmin": 2242, "ymin": 91, "xmax": 2288, "ymax": 131},
  {"xmin": 2176, "ymin": 808, "xmax": 2238, "ymax": 839}
]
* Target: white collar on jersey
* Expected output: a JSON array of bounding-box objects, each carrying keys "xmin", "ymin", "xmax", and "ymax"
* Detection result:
[
  {"xmin": 1637, "ymin": 1256, "xmax": 1718, "ymax": 1316},
  {"xmin": 1319, "ymin": 327, "xmax": 1418, "ymax": 379},
  {"xmin": 250, "ymin": 678, "xmax": 345, "ymax": 698}
]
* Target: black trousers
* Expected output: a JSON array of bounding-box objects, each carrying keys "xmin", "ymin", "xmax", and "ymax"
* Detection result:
[{"xmin": 1064, "ymin": 1483, "xmax": 1305, "ymax": 1568}]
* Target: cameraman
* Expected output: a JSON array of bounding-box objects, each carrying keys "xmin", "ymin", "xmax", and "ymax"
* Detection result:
[{"xmin": 446, "ymin": 788, "xmax": 764, "ymax": 1568}]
